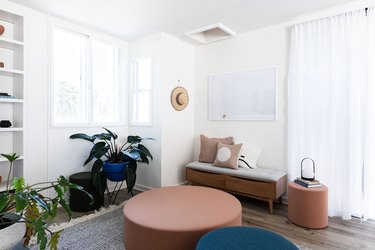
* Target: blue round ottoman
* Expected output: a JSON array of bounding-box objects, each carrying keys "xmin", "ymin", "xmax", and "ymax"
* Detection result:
[{"xmin": 196, "ymin": 226, "xmax": 298, "ymax": 250}]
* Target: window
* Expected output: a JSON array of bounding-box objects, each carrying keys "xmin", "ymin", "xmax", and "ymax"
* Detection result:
[
  {"xmin": 129, "ymin": 58, "xmax": 152, "ymax": 126},
  {"xmin": 51, "ymin": 25, "xmax": 123, "ymax": 126}
]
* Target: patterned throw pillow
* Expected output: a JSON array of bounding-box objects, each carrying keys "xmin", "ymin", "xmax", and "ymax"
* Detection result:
[
  {"xmin": 213, "ymin": 143, "xmax": 243, "ymax": 169},
  {"xmin": 198, "ymin": 135, "xmax": 234, "ymax": 163}
]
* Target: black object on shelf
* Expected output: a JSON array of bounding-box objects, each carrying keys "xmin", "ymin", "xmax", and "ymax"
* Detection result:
[
  {"xmin": 0, "ymin": 120, "xmax": 12, "ymax": 128},
  {"xmin": 69, "ymin": 172, "xmax": 107, "ymax": 212}
]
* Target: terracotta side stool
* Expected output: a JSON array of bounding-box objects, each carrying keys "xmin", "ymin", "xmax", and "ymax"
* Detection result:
[
  {"xmin": 123, "ymin": 186, "xmax": 242, "ymax": 250},
  {"xmin": 288, "ymin": 182, "xmax": 328, "ymax": 229}
]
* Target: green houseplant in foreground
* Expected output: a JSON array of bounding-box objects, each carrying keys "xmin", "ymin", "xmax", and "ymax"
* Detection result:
[
  {"xmin": 0, "ymin": 153, "xmax": 92, "ymax": 250},
  {"xmin": 70, "ymin": 128, "xmax": 153, "ymax": 196}
]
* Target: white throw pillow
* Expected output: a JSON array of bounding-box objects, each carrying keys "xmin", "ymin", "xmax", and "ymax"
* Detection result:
[{"xmin": 238, "ymin": 144, "xmax": 262, "ymax": 169}]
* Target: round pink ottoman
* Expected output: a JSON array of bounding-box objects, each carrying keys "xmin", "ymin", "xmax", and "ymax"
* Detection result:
[
  {"xmin": 123, "ymin": 186, "xmax": 242, "ymax": 250},
  {"xmin": 288, "ymin": 182, "xmax": 328, "ymax": 229}
]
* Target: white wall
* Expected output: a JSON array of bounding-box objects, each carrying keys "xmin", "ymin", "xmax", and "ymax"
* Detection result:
[
  {"xmin": 193, "ymin": 0, "xmax": 373, "ymax": 174},
  {"xmin": 160, "ymin": 33, "xmax": 194, "ymax": 186},
  {"xmin": 128, "ymin": 33, "xmax": 163, "ymax": 189},
  {"xmin": 23, "ymin": 7, "xmax": 49, "ymax": 184},
  {"xmin": 129, "ymin": 32, "xmax": 195, "ymax": 189},
  {"xmin": 194, "ymin": 25, "xmax": 290, "ymax": 171}
]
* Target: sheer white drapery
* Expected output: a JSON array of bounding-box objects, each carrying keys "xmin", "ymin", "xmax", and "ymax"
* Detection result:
[{"xmin": 288, "ymin": 8, "xmax": 375, "ymax": 220}]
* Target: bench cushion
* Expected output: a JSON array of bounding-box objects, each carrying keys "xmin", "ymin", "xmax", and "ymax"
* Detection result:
[{"xmin": 186, "ymin": 161, "xmax": 286, "ymax": 182}]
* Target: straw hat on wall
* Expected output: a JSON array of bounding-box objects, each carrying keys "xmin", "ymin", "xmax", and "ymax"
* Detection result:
[{"xmin": 171, "ymin": 86, "xmax": 189, "ymax": 111}]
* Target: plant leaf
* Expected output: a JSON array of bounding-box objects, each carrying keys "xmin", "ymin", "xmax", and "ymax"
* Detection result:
[
  {"xmin": 92, "ymin": 171, "xmax": 106, "ymax": 203},
  {"xmin": 14, "ymin": 192, "xmax": 28, "ymax": 212},
  {"xmin": 134, "ymin": 144, "xmax": 153, "ymax": 161},
  {"xmin": 127, "ymin": 135, "xmax": 142, "ymax": 144},
  {"xmin": 91, "ymin": 159, "xmax": 103, "ymax": 177},
  {"xmin": 1, "ymin": 153, "xmax": 20, "ymax": 162},
  {"xmin": 93, "ymin": 133, "xmax": 112, "ymax": 141},
  {"xmin": 49, "ymin": 230, "xmax": 63, "ymax": 250},
  {"xmin": 84, "ymin": 142, "xmax": 109, "ymax": 165},
  {"xmin": 57, "ymin": 175, "xmax": 70, "ymax": 193},
  {"xmin": 33, "ymin": 218, "xmax": 48, "ymax": 249},
  {"xmin": 125, "ymin": 161, "xmax": 137, "ymax": 194},
  {"xmin": 58, "ymin": 198, "xmax": 71, "ymax": 220},
  {"xmin": 29, "ymin": 193, "xmax": 49, "ymax": 212},
  {"xmin": 0, "ymin": 193, "xmax": 8, "ymax": 212},
  {"xmin": 123, "ymin": 150, "xmax": 140, "ymax": 161},
  {"xmin": 23, "ymin": 202, "xmax": 39, "ymax": 246},
  {"xmin": 12, "ymin": 176, "xmax": 25, "ymax": 192},
  {"xmin": 57, "ymin": 176, "xmax": 93, "ymax": 204},
  {"xmin": 69, "ymin": 133, "xmax": 95, "ymax": 143},
  {"xmin": 103, "ymin": 127, "xmax": 118, "ymax": 140}
]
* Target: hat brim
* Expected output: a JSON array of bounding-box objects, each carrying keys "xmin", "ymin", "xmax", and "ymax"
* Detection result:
[{"xmin": 171, "ymin": 86, "xmax": 189, "ymax": 111}]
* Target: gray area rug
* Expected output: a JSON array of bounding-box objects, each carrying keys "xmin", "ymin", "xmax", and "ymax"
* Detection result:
[
  {"xmin": 30, "ymin": 207, "xmax": 125, "ymax": 250},
  {"xmin": 27, "ymin": 205, "xmax": 308, "ymax": 250}
]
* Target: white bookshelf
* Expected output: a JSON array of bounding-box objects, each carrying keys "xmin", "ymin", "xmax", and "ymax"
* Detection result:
[{"xmin": 0, "ymin": 9, "xmax": 24, "ymax": 186}]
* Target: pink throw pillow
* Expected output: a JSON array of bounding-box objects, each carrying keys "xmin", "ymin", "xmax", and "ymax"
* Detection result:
[{"xmin": 198, "ymin": 135, "xmax": 234, "ymax": 163}]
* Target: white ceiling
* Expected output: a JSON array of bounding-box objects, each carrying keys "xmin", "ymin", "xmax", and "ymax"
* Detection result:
[{"xmin": 9, "ymin": 0, "xmax": 356, "ymax": 43}]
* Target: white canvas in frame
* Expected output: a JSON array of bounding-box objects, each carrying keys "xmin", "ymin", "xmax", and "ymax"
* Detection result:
[{"xmin": 208, "ymin": 67, "xmax": 277, "ymax": 121}]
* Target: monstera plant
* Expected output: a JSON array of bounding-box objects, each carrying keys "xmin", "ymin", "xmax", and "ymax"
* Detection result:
[
  {"xmin": 0, "ymin": 153, "xmax": 92, "ymax": 250},
  {"xmin": 70, "ymin": 128, "xmax": 153, "ymax": 197}
]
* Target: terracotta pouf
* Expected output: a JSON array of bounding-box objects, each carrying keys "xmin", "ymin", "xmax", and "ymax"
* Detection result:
[
  {"xmin": 288, "ymin": 182, "xmax": 328, "ymax": 229},
  {"xmin": 123, "ymin": 186, "xmax": 242, "ymax": 250}
]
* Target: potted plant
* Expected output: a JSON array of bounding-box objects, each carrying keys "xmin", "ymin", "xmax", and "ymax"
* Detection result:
[
  {"xmin": 70, "ymin": 128, "xmax": 153, "ymax": 197},
  {"xmin": 0, "ymin": 153, "xmax": 92, "ymax": 250}
]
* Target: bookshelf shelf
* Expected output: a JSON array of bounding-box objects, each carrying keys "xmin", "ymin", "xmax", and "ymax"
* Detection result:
[
  {"xmin": 0, "ymin": 127, "xmax": 23, "ymax": 132},
  {"xmin": 0, "ymin": 98, "xmax": 24, "ymax": 103},
  {"xmin": 0, "ymin": 37, "xmax": 23, "ymax": 49},
  {"xmin": 0, "ymin": 67, "xmax": 24, "ymax": 76}
]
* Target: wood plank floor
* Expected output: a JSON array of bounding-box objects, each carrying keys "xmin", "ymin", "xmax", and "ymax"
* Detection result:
[
  {"xmin": 58, "ymin": 188, "xmax": 375, "ymax": 250},
  {"xmin": 239, "ymin": 196, "xmax": 375, "ymax": 250}
]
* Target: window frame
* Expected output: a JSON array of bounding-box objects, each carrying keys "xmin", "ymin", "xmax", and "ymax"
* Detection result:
[
  {"xmin": 129, "ymin": 58, "xmax": 153, "ymax": 127},
  {"xmin": 49, "ymin": 19, "xmax": 125, "ymax": 127}
]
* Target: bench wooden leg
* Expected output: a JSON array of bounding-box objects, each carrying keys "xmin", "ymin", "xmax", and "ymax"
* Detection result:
[{"xmin": 268, "ymin": 199, "xmax": 273, "ymax": 214}]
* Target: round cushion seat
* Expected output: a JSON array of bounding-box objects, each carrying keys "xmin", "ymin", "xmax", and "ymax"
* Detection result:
[
  {"xmin": 69, "ymin": 172, "xmax": 106, "ymax": 212},
  {"xmin": 123, "ymin": 186, "xmax": 242, "ymax": 250},
  {"xmin": 196, "ymin": 226, "xmax": 299, "ymax": 250}
]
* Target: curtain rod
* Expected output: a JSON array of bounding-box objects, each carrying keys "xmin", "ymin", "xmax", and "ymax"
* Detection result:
[{"xmin": 289, "ymin": 6, "xmax": 373, "ymax": 27}]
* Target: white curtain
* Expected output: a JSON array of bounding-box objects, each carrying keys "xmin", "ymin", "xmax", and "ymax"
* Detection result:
[{"xmin": 288, "ymin": 8, "xmax": 375, "ymax": 220}]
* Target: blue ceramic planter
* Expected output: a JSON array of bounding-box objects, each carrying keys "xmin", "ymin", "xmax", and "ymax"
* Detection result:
[{"xmin": 103, "ymin": 162, "xmax": 128, "ymax": 182}]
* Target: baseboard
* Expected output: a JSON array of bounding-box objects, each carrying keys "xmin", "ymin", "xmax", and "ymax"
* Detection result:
[
  {"xmin": 134, "ymin": 181, "xmax": 191, "ymax": 192},
  {"xmin": 281, "ymin": 196, "xmax": 288, "ymax": 205},
  {"xmin": 178, "ymin": 181, "xmax": 190, "ymax": 186},
  {"xmin": 134, "ymin": 183, "xmax": 153, "ymax": 192}
]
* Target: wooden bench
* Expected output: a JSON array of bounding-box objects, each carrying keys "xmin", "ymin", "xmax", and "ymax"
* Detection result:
[{"xmin": 185, "ymin": 162, "xmax": 287, "ymax": 214}]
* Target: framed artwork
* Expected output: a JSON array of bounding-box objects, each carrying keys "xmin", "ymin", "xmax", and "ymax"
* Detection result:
[{"xmin": 208, "ymin": 67, "xmax": 276, "ymax": 121}]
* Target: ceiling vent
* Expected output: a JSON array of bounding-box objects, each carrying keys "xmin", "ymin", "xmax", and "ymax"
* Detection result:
[{"xmin": 185, "ymin": 23, "xmax": 236, "ymax": 44}]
